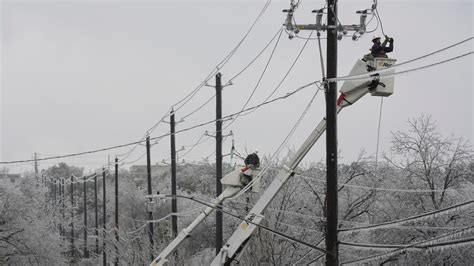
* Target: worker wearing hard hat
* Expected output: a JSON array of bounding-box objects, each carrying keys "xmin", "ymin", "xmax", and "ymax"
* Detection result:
[
  {"xmin": 371, "ymin": 35, "xmax": 394, "ymax": 58},
  {"xmin": 240, "ymin": 151, "xmax": 260, "ymax": 186}
]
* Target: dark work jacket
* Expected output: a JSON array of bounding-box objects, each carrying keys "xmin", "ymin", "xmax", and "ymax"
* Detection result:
[{"xmin": 371, "ymin": 40, "xmax": 393, "ymax": 57}]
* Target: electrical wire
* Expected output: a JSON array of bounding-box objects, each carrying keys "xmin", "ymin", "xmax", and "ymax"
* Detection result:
[
  {"xmin": 0, "ymin": 80, "xmax": 317, "ymax": 165},
  {"xmin": 223, "ymin": 28, "xmax": 284, "ymax": 130},
  {"xmin": 338, "ymin": 200, "xmax": 474, "ymax": 233},
  {"xmin": 180, "ymin": 95, "xmax": 216, "ymax": 121},
  {"xmin": 4, "ymin": 42, "xmax": 471, "ymax": 165},
  {"xmin": 328, "ymin": 51, "xmax": 473, "ymax": 83},
  {"xmin": 340, "ymin": 227, "xmax": 474, "ymax": 265},
  {"xmin": 234, "ymin": 30, "xmax": 315, "ymax": 119},
  {"xmin": 235, "ymin": 82, "xmax": 322, "ymax": 197},
  {"xmin": 327, "ymin": 37, "xmax": 473, "ymax": 82},
  {"xmin": 375, "ymin": 8, "xmax": 386, "ymax": 36},
  {"xmin": 226, "ymin": 27, "xmax": 284, "ymax": 84},
  {"xmin": 156, "ymin": 194, "xmax": 329, "ymax": 254},
  {"xmin": 115, "ymin": 0, "xmax": 272, "ymax": 162},
  {"xmin": 297, "ymin": 172, "xmax": 474, "ymax": 193}
]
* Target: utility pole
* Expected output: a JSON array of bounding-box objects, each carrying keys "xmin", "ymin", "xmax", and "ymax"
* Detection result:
[
  {"xmin": 146, "ymin": 136, "xmax": 154, "ymax": 260},
  {"xmin": 94, "ymin": 173, "xmax": 99, "ymax": 255},
  {"xmin": 59, "ymin": 179, "xmax": 62, "ymax": 237},
  {"xmin": 280, "ymin": 1, "xmax": 372, "ymax": 263},
  {"xmin": 325, "ymin": 0, "xmax": 339, "ymax": 264},
  {"xmin": 50, "ymin": 178, "xmax": 54, "ymax": 203},
  {"xmin": 102, "ymin": 168, "xmax": 107, "ymax": 266},
  {"xmin": 34, "ymin": 152, "xmax": 38, "ymax": 183},
  {"xmin": 114, "ymin": 157, "xmax": 119, "ymax": 266},
  {"xmin": 70, "ymin": 176, "xmax": 75, "ymax": 259},
  {"xmin": 53, "ymin": 179, "xmax": 57, "ymax": 204},
  {"xmin": 215, "ymin": 72, "xmax": 223, "ymax": 255},
  {"xmin": 62, "ymin": 179, "xmax": 65, "ymax": 238},
  {"xmin": 83, "ymin": 175, "xmax": 89, "ymax": 258},
  {"xmin": 170, "ymin": 110, "xmax": 178, "ymax": 238}
]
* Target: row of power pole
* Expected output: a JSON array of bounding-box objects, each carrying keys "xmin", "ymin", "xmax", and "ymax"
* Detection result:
[
  {"xmin": 37, "ymin": 73, "xmax": 228, "ymax": 264},
  {"xmin": 43, "ymin": 163, "xmax": 120, "ymax": 265}
]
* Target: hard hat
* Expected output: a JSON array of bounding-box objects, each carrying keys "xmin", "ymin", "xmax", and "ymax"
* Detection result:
[{"xmin": 372, "ymin": 36, "xmax": 381, "ymax": 42}]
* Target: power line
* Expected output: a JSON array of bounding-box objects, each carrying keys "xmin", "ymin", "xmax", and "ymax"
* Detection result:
[
  {"xmin": 226, "ymin": 27, "xmax": 284, "ymax": 84},
  {"xmin": 156, "ymin": 194, "xmax": 329, "ymax": 254},
  {"xmin": 338, "ymin": 200, "xmax": 474, "ymax": 233},
  {"xmin": 340, "ymin": 227, "xmax": 474, "ymax": 265},
  {"xmin": 4, "ymin": 48, "xmax": 471, "ymax": 165},
  {"xmin": 223, "ymin": 28, "xmax": 284, "ymax": 130},
  {"xmin": 327, "ymin": 37, "xmax": 473, "ymax": 82},
  {"xmin": 115, "ymin": 0, "xmax": 272, "ymax": 162},
  {"xmin": 0, "ymin": 80, "xmax": 317, "ymax": 165},
  {"xmin": 296, "ymin": 173, "xmax": 474, "ymax": 193}
]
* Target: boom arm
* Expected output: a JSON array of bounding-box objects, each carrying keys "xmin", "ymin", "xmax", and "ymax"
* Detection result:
[
  {"xmin": 150, "ymin": 187, "xmax": 241, "ymax": 266},
  {"xmin": 211, "ymin": 59, "xmax": 395, "ymax": 265}
]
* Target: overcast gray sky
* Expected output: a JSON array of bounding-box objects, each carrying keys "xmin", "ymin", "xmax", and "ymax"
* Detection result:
[{"xmin": 1, "ymin": 0, "xmax": 472, "ymax": 173}]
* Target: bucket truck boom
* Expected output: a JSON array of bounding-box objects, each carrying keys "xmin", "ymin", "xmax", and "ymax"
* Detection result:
[
  {"xmin": 210, "ymin": 58, "xmax": 396, "ymax": 265},
  {"xmin": 149, "ymin": 58, "xmax": 396, "ymax": 266}
]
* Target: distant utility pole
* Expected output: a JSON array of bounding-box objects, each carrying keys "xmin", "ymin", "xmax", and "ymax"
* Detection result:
[
  {"xmin": 215, "ymin": 72, "xmax": 223, "ymax": 255},
  {"xmin": 114, "ymin": 157, "xmax": 119, "ymax": 266},
  {"xmin": 70, "ymin": 176, "xmax": 75, "ymax": 259},
  {"xmin": 50, "ymin": 178, "xmax": 54, "ymax": 203},
  {"xmin": 102, "ymin": 168, "xmax": 107, "ymax": 266},
  {"xmin": 62, "ymin": 179, "xmax": 66, "ymax": 238},
  {"xmin": 34, "ymin": 152, "xmax": 38, "ymax": 183},
  {"xmin": 83, "ymin": 175, "xmax": 89, "ymax": 258},
  {"xmin": 53, "ymin": 179, "xmax": 57, "ymax": 204},
  {"xmin": 146, "ymin": 136, "xmax": 154, "ymax": 260},
  {"xmin": 59, "ymin": 179, "xmax": 62, "ymax": 237},
  {"xmin": 170, "ymin": 110, "xmax": 178, "ymax": 238},
  {"xmin": 94, "ymin": 173, "xmax": 99, "ymax": 255}
]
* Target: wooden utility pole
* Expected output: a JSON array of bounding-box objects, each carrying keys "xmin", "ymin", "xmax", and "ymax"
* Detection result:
[
  {"xmin": 102, "ymin": 168, "xmax": 107, "ymax": 266},
  {"xmin": 70, "ymin": 176, "xmax": 75, "ymax": 259},
  {"xmin": 62, "ymin": 179, "xmax": 65, "ymax": 238},
  {"xmin": 170, "ymin": 110, "xmax": 178, "ymax": 238},
  {"xmin": 114, "ymin": 157, "xmax": 119, "ymax": 266},
  {"xmin": 53, "ymin": 180, "xmax": 57, "ymax": 204},
  {"xmin": 325, "ymin": 0, "xmax": 339, "ymax": 264},
  {"xmin": 94, "ymin": 173, "xmax": 99, "ymax": 255},
  {"xmin": 59, "ymin": 179, "xmax": 62, "ymax": 237},
  {"xmin": 34, "ymin": 152, "xmax": 38, "ymax": 183},
  {"xmin": 215, "ymin": 72, "xmax": 223, "ymax": 255},
  {"xmin": 146, "ymin": 136, "xmax": 154, "ymax": 260},
  {"xmin": 83, "ymin": 175, "xmax": 89, "ymax": 258}
]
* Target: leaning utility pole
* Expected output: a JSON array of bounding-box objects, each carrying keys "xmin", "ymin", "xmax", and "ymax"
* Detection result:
[
  {"xmin": 94, "ymin": 173, "xmax": 99, "ymax": 255},
  {"xmin": 215, "ymin": 72, "xmax": 223, "ymax": 255},
  {"xmin": 146, "ymin": 136, "xmax": 154, "ymax": 260},
  {"xmin": 170, "ymin": 110, "xmax": 178, "ymax": 238},
  {"xmin": 83, "ymin": 175, "xmax": 89, "ymax": 258},
  {"xmin": 114, "ymin": 157, "xmax": 119, "ymax": 266},
  {"xmin": 102, "ymin": 168, "xmax": 107, "ymax": 266},
  {"xmin": 325, "ymin": 0, "xmax": 339, "ymax": 264},
  {"xmin": 70, "ymin": 176, "xmax": 75, "ymax": 259}
]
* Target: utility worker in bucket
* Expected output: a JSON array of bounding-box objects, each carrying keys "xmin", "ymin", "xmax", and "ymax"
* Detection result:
[
  {"xmin": 240, "ymin": 150, "xmax": 260, "ymax": 186},
  {"xmin": 371, "ymin": 36, "xmax": 394, "ymax": 58}
]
